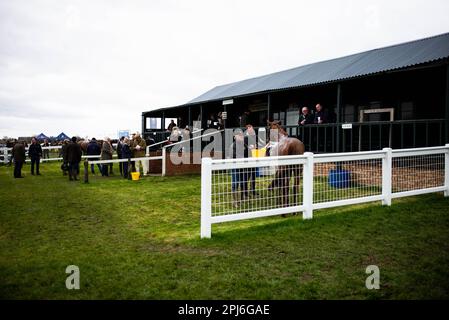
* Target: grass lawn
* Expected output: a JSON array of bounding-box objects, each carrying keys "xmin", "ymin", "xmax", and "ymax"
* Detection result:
[{"xmin": 0, "ymin": 161, "xmax": 449, "ymax": 299}]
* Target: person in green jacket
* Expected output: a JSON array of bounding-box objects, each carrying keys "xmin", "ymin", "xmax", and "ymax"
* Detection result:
[{"xmin": 130, "ymin": 132, "xmax": 147, "ymax": 175}]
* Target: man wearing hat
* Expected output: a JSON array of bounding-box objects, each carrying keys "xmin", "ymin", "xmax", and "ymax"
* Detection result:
[{"xmin": 130, "ymin": 132, "xmax": 147, "ymax": 175}]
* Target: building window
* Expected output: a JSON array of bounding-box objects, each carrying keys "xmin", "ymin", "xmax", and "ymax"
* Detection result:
[
  {"xmin": 165, "ymin": 118, "xmax": 177, "ymax": 130},
  {"xmin": 343, "ymin": 105, "xmax": 355, "ymax": 122},
  {"xmin": 273, "ymin": 111, "xmax": 286, "ymax": 124},
  {"xmin": 286, "ymin": 108, "xmax": 299, "ymax": 136},
  {"xmin": 146, "ymin": 117, "xmax": 162, "ymax": 130},
  {"xmin": 401, "ymin": 102, "xmax": 414, "ymax": 120}
]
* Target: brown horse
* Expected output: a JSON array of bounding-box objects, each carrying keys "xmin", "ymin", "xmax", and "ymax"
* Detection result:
[
  {"xmin": 268, "ymin": 121, "xmax": 305, "ymax": 207},
  {"xmin": 79, "ymin": 140, "xmax": 89, "ymax": 154}
]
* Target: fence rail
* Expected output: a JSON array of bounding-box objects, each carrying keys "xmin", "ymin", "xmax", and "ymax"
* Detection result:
[
  {"xmin": 77, "ymin": 155, "xmax": 164, "ymax": 183},
  {"xmin": 283, "ymin": 119, "xmax": 446, "ymax": 153},
  {"xmin": 200, "ymin": 144, "xmax": 449, "ymax": 238},
  {"xmin": 0, "ymin": 146, "xmax": 122, "ymax": 164}
]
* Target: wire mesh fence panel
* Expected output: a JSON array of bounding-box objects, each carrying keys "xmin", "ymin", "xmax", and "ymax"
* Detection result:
[
  {"xmin": 392, "ymin": 153, "xmax": 445, "ymax": 193},
  {"xmin": 313, "ymin": 159, "xmax": 383, "ymax": 204},
  {"xmin": 202, "ymin": 146, "xmax": 449, "ymax": 238},
  {"xmin": 211, "ymin": 164, "xmax": 304, "ymax": 216}
]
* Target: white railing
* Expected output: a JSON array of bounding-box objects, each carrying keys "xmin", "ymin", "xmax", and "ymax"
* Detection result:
[
  {"xmin": 1, "ymin": 146, "xmax": 63, "ymax": 164},
  {"xmin": 0, "ymin": 146, "xmax": 122, "ymax": 164},
  {"xmin": 88, "ymin": 155, "xmax": 163, "ymax": 166},
  {"xmin": 145, "ymin": 129, "xmax": 204, "ymax": 155},
  {"xmin": 200, "ymin": 145, "xmax": 449, "ymax": 238},
  {"xmin": 159, "ymin": 129, "xmax": 223, "ymax": 176},
  {"xmin": 87, "ymin": 155, "xmax": 163, "ymax": 179}
]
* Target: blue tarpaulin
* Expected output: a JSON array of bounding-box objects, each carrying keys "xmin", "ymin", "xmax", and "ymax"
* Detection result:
[
  {"xmin": 56, "ymin": 132, "xmax": 70, "ymax": 141},
  {"xmin": 36, "ymin": 133, "xmax": 49, "ymax": 140}
]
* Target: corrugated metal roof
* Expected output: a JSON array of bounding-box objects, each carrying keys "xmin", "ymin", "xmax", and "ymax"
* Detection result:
[{"xmin": 187, "ymin": 32, "xmax": 449, "ymax": 105}]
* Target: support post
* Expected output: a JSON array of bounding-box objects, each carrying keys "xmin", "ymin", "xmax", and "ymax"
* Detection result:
[
  {"xmin": 445, "ymin": 64, "xmax": 449, "ymax": 144},
  {"xmin": 267, "ymin": 93, "xmax": 271, "ymax": 124},
  {"xmin": 445, "ymin": 144, "xmax": 449, "ymax": 197},
  {"xmin": 336, "ymin": 83, "xmax": 342, "ymax": 153},
  {"xmin": 201, "ymin": 157, "xmax": 212, "ymax": 238},
  {"xmin": 382, "ymin": 148, "xmax": 392, "ymax": 206},
  {"xmin": 3, "ymin": 148, "xmax": 8, "ymax": 165},
  {"xmin": 162, "ymin": 147, "xmax": 167, "ymax": 176},
  {"xmin": 223, "ymin": 104, "xmax": 227, "ymax": 129},
  {"xmin": 188, "ymin": 106, "xmax": 192, "ymax": 129},
  {"xmin": 200, "ymin": 104, "xmax": 204, "ymax": 130},
  {"xmin": 84, "ymin": 159, "xmax": 89, "ymax": 183},
  {"xmin": 303, "ymin": 152, "xmax": 314, "ymax": 219}
]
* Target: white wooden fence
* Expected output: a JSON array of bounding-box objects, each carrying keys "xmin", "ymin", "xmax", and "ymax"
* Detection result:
[
  {"xmin": 1, "ymin": 146, "xmax": 64, "ymax": 164},
  {"xmin": 0, "ymin": 146, "xmax": 123, "ymax": 164},
  {"xmin": 200, "ymin": 145, "xmax": 449, "ymax": 238}
]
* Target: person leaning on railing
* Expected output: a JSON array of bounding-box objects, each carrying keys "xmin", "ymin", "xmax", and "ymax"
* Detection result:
[
  {"xmin": 298, "ymin": 106, "xmax": 315, "ymax": 125},
  {"xmin": 314, "ymin": 103, "xmax": 331, "ymax": 124}
]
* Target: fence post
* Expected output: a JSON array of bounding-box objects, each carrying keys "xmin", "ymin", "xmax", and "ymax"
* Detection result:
[
  {"xmin": 84, "ymin": 159, "xmax": 89, "ymax": 183},
  {"xmin": 162, "ymin": 147, "xmax": 166, "ymax": 176},
  {"xmin": 303, "ymin": 152, "xmax": 314, "ymax": 220},
  {"xmin": 201, "ymin": 157, "xmax": 212, "ymax": 238},
  {"xmin": 445, "ymin": 144, "xmax": 449, "ymax": 197},
  {"xmin": 382, "ymin": 147, "xmax": 392, "ymax": 206},
  {"xmin": 3, "ymin": 148, "xmax": 9, "ymax": 165}
]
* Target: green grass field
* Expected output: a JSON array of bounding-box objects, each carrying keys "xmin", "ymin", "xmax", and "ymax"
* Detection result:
[{"xmin": 1, "ymin": 161, "xmax": 449, "ymax": 299}]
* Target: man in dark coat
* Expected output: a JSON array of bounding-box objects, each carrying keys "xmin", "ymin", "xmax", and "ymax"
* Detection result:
[
  {"xmin": 65, "ymin": 136, "xmax": 82, "ymax": 181},
  {"xmin": 298, "ymin": 107, "xmax": 315, "ymax": 125},
  {"xmin": 28, "ymin": 137, "xmax": 43, "ymax": 175},
  {"xmin": 314, "ymin": 103, "xmax": 331, "ymax": 124},
  {"xmin": 86, "ymin": 138, "xmax": 101, "ymax": 174},
  {"xmin": 61, "ymin": 139, "xmax": 69, "ymax": 176},
  {"xmin": 121, "ymin": 137, "xmax": 132, "ymax": 179},
  {"xmin": 116, "ymin": 136, "xmax": 125, "ymax": 176},
  {"xmin": 12, "ymin": 141, "xmax": 26, "ymax": 178}
]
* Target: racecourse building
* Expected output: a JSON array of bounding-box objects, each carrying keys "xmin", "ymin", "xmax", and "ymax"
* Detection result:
[{"xmin": 142, "ymin": 32, "xmax": 449, "ymax": 153}]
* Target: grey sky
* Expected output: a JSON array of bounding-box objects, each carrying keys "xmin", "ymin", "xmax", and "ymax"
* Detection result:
[{"xmin": 1, "ymin": 0, "xmax": 449, "ymax": 139}]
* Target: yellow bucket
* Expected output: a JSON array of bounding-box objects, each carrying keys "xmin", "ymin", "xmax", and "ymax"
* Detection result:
[
  {"xmin": 131, "ymin": 172, "xmax": 140, "ymax": 181},
  {"xmin": 251, "ymin": 147, "xmax": 266, "ymax": 158}
]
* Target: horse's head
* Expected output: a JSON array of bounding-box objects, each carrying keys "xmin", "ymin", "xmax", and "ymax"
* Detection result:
[
  {"xmin": 268, "ymin": 120, "xmax": 288, "ymax": 137},
  {"xmin": 268, "ymin": 120, "xmax": 281, "ymax": 129}
]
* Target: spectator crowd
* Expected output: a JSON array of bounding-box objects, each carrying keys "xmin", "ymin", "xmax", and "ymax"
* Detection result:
[{"xmin": 7, "ymin": 132, "xmax": 153, "ymax": 181}]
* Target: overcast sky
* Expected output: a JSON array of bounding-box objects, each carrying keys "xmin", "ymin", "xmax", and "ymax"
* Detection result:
[{"xmin": 1, "ymin": 0, "xmax": 449, "ymax": 139}]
